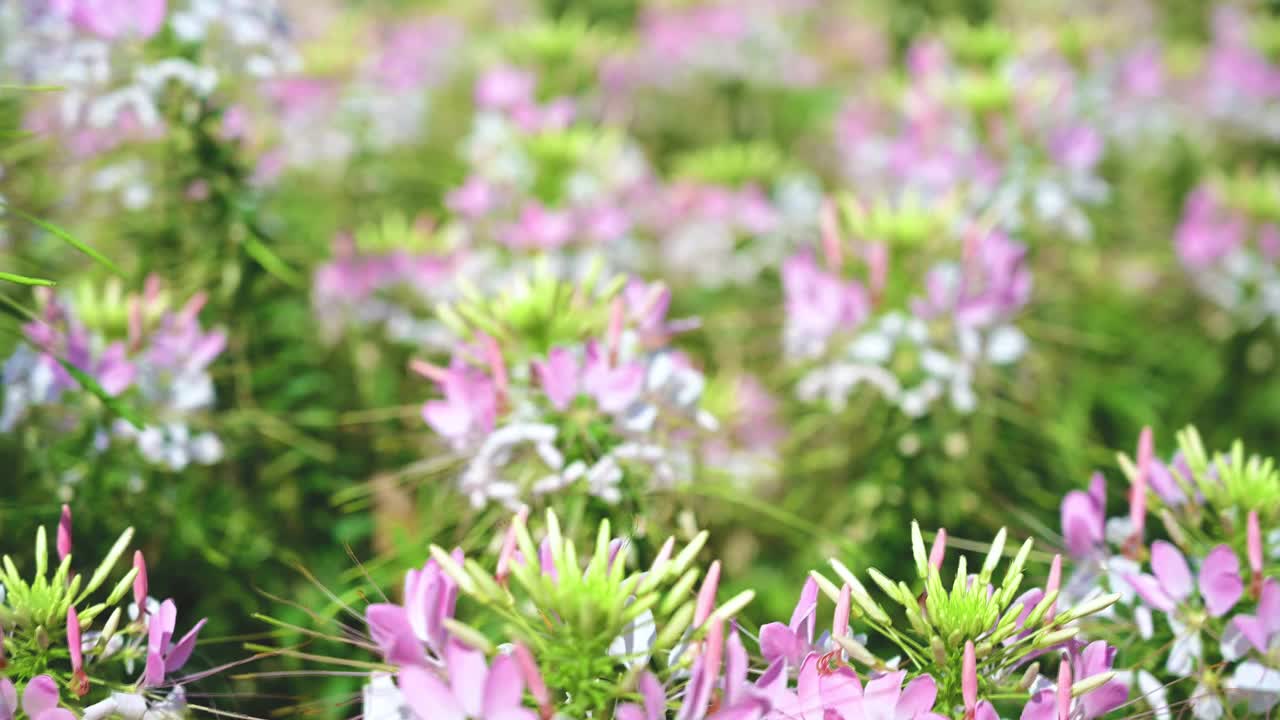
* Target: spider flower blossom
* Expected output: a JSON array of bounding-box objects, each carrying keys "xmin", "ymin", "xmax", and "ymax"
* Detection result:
[
  {"xmin": 791, "ymin": 223, "xmax": 1032, "ymax": 419},
  {"xmin": 1174, "ymin": 181, "xmax": 1280, "ymax": 329},
  {"xmin": 1, "ymin": 281, "xmax": 226, "ymax": 471},
  {"xmin": 1057, "ymin": 427, "xmax": 1280, "ymax": 719},
  {"xmin": 415, "ymin": 276, "xmax": 717, "ymax": 510}
]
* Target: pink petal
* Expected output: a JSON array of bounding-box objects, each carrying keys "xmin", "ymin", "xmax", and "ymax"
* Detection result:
[
  {"xmin": 1232, "ymin": 615, "xmax": 1270, "ymax": 655},
  {"xmin": 1060, "ymin": 491, "xmax": 1102, "ymax": 559},
  {"xmin": 1078, "ymin": 679, "xmax": 1128, "ymax": 718},
  {"xmin": 796, "ymin": 653, "xmax": 821, "ymax": 705},
  {"xmin": 639, "ymin": 671, "xmax": 666, "ymax": 719},
  {"xmin": 143, "ymin": 651, "xmax": 165, "ymax": 687},
  {"xmin": 366, "ymin": 604, "xmax": 428, "ymax": 667},
  {"xmin": 21, "ymin": 676, "xmax": 59, "ymax": 719},
  {"xmin": 975, "ymin": 701, "xmax": 1001, "ymax": 720},
  {"xmin": 616, "ymin": 706, "xmax": 648, "ymax": 720},
  {"xmin": 446, "ymin": 641, "xmax": 488, "ymax": 717},
  {"xmin": 164, "ymin": 618, "xmax": 207, "ymax": 673},
  {"xmin": 790, "ymin": 577, "xmax": 819, "ymax": 641},
  {"xmin": 1198, "ymin": 545, "xmax": 1244, "ymax": 617},
  {"xmin": 37, "ymin": 711, "xmax": 76, "ymax": 720},
  {"xmin": 1150, "ymin": 541, "xmax": 1193, "ymax": 603},
  {"xmin": 723, "ymin": 631, "xmax": 748, "ymax": 706},
  {"xmin": 1018, "ymin": 690, "xmax": 1056, "ymax": 720},
  {"xmin": 482, "ymin": 654, "xmax": 525, "ymax": 713},
  {"xmin": 1258, "ymin": 578, "xmax": 1280, "ymax": 636},
  {"xmin": 486, "ymin": 711, "xmax": 537, "ymax": 720},
  {"xmin": 819, "ymin": 666, "xmax": 865, "ymax": 718},
  {"xmin": 1, "ymin": 677, "xmax": 17, "ymax": 720},
  {"xmin": 862, "ymin": 670, "xmax": 906, "ymax": 720},
  {"xmin": 399, "ymin": 666, "xmax": 465, "ymax": 720},
  {"xmin": 423, "ymin": 400, "xmax": 471, "ymax": 439},
  {"xmin": 758, "ymin": 623, "xmax": 803, "ymax": 667},
  {"xmin": 533, "ymin": 348, "xmax": 579, "ymax": 411},
  {"xmin": 1124, "ymin": 573, "xmax": 1178, "ymax": 613},
  {"xmin": 135, "ymin": 0, "xmax": 167, "ymax": 38},
  {"xmin": 897, "ymin": 675, "xmax": 939, "ymax": 719}
]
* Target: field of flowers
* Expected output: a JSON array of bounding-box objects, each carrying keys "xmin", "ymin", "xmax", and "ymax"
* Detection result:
[{"xmin": 2, "ymin": 0, "xmax": 1279, "ymax": 718}]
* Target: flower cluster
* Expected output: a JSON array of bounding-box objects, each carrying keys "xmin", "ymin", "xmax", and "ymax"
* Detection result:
[
  {"xmin": 2, "ymin": 277, "xmax": 226, "ymax": 473},
  {"xmin": 331, "ymin": 511, "xmax": 1135, "ymax": 720},
  {"xmin": 443, "ymin": 64, "xmax": 652, "ymax": 256},
  {"xmin": 1059, "ymin": 426, "xmax": 1280, "ymax": 718},
  {"xmin": 788, "ymin": 195, "xmax": 1031, "ymax": 421},
  {"xmin": 0, "ymin": 508, "xmax": 207, "ymax": 720},
  {"xmin": 1175, "ymin": 170, "xmax": 1280, "ymax": 330},
  {"xmin": 414, "ymin": 260, "xmax": 715, "ymax": 510},
  {"xmin": 358, "ymin": 509, "xmax": 753, "ymax": 719}
]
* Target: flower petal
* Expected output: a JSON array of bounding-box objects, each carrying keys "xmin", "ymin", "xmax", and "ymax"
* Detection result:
[
  {"xmin": 1150, "ymin": 541, "xmax": 1193, "ymax": 603},
  {"xmin": 1198, "ymin": 545, "xmax": 1243, "ymax": 617},
  {"xmin": 399, "ymin": 666, "xmax": 465, "ymax": 720},
  {"xmin": 897, "ymin": 675, "xmax": 938, "ymax": 719},
  {"xmin": 164, "ymin": 618, "xmax": 206, "ymax": 673},
  {"xmin": 22, "ymin": 676, "xmax": 59, "ymax": 719},
  {"xmin": 446, "ymin": 640, "xmax": 488, "ymax": 717},
  {"xmin": 482, "ymin": 654, "xmax": 525, "ymax": 713}
]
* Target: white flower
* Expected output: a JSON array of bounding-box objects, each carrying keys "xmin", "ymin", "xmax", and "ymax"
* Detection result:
[
  {"xmin": 1225, "ymin": 662, "xmax": 1280, "ymax": 714},
  {"xmin": 362, "ymin": 673, "xmax": 411, "ymax": 720}
]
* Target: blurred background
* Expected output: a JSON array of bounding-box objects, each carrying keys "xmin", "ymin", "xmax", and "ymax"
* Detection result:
[{"xmin": 2, "ymin": 0, "xmax": 1279, "ymax": 715}]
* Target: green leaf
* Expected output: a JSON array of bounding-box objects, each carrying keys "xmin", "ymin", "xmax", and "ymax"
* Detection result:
[
  {"xmin": 243, "ymin": 236, "xmax": 303, "ymax": 287},
  {"xmin": 9, "ymin": 208, "xmax": 122, "ymax": 274},
  {"xmin": 56, "ymin": 358, "xmax": 143, "ymax": 428},
  {"xmin": 0, "ymin": 271, "xmax": 55, "ymax": 286}
]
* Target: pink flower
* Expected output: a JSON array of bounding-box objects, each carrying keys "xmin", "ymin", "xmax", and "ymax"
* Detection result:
[
  {"xmin": 782, "ymin": 253, "xmax": 869, "ymax": 355},
  {"xmin": 1020, "ymin": 642, "xmax": 1128, "ymax": 720},
  {"xmin": 63, "ymin": 0, "xmax": 167, "ymax": 40},
  {"xmin": 1175, "ymin": 187, "xmax": 1246, "ymax": 269},
  {"xmin": 1060, "ymin": 473, "xmax": 1106, "ymax": 560},
  {"xmin": 1126, "ymin": 541, "xmax": 1243, "ymax": 618},
  {"xmin": 1231, "ymin": 578, "xmax": 1279, "ymax": 655},
  {"xmin": 398, "ymin": 641, "xmax": 536, "ymax": 720},
  {"xmin": 422, "ymin": 363, "xmax": 499, "ymax": 449},
  {"xmin": 759, "ymin": 578, "xmax": 819, "ymax": 670},
  {"xmin": 447, "ymin": 177, "xmax": 496, "ymax": 219},
  {"xmin": 764, "ymin": 653, "xmax": 945, "ymax": 720},
  {"xmin": 1, "ymin": 675, "xmax": 75, "ymax": 720},
  {"xmin": 143, "ymin": 599, "xmax": 208, "ymax": 687},
  {"xmin": 366, "ymin": 551, "xmax": 461, "ymax": 667},
  {"xmin": 503, "ymin": 204, "xmax": 575, "ymax": 250},
  {"xmin": 533, "ymin": 343, "xmax": 645, "ymax": 415},
  {"xmin": 475, "ymin": 66, "xmax": 536, "ymax": 111},
  {"xmin": 57, "ymin": 505, "xmax": 72, "ymax": 561}
]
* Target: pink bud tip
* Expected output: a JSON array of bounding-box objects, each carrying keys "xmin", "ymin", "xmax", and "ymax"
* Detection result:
[
  {"xmin": 962, "ymin": 641, "xmax": 978, "ymax": 712},
  {"xmin": 133, "ymin": 551, "xmax": 149, "ymax": 613},
  {"xmin": 929, "ymin": 529, "xmax": 948, "ymax": 569},
  {"xmin": 1248, "ymin": 510, "xmax": 1263, "ymax": 596},
  {"xmin": 1130, "ymin": 428, "xmax": 1153, "ymax": 543},
  {"xmin": 1046, "ymin": 555, "xmax": 1063, "ymax": 620},
  {"xmin": 496, "ymin": 507, "xmax": 529, "ymax": 585},
  {"xmin": 57, "ymin": 505, "xmax": 72, "ymax": 561},
  {"xmin": 694, "ymin": 560, "xmax": 721, "ymax": 628},
  {"xmin": 67, "ymin": 607, "xmax": 83, "ymax": 674},
  {"xmin": 1248, "ymin": 510, "xmax": 1263, "ymax": 575},
  {"xmin": 1056, "ymin": 656, "xmax": 1073, "ymax": 720},
  {"xmin": 408, "ymin": 358, "xmax": 449, "ymax": 384}
]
